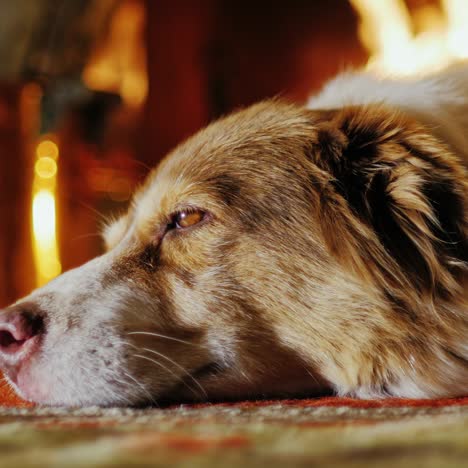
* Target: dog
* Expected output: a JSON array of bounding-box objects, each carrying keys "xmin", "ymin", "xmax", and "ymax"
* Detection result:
[{"xmin": 0, "ymin": 65, "xmax": 467, "ymax": 406}]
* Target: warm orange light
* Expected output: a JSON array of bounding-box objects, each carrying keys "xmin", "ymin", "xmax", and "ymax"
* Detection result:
[
  {"xmin": 444, "ymin": 0, "xmax": 468, "ymax": 60},
  {"xmin": 35, "ymin": 157, "xmax": 57, "ymax": 179},
  {"xmin": 32, "ymin": 190, "xmax": 61, "ymax": 279},
  {"xmin": 82, "ymin": 0, "xmax": 148, "ymax": 107},
  {"xmin": 32, "ymin": 138, "xmax": 61, "ymax": 286},
  {"xmin": 36, "ymin": 140, "xmax": 59, "ymax": 160},
  {"xmin": 351, "ymin": 0, "xmax": 468, "ymax": 75}
]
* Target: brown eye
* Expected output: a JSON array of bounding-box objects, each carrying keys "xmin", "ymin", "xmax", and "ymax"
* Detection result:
[{"xmin": 174, "ymin": 209, "xmax": 205, "ymax": 229}]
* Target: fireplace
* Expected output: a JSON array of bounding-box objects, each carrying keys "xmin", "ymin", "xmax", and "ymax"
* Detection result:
[{"xmin": 0, "ymin": 0, "xmax": 466, "ymax": 306}]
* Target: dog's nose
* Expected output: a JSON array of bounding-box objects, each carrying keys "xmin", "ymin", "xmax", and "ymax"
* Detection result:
[{"xmin": 0, "ymin": 304, "xmax": 44, "ymax": 360}]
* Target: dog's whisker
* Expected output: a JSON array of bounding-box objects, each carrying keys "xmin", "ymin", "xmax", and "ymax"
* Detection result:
[
  {"xmin": 126, "ymin": 340, "xmax": 205, "ymax": 398},
  {"xmin": 304, "ymin": 367, "xmax": 321, "ymax": 387},
  {"xmin": 109, "ymin": 338, "xmax": 159, "ymax": 406},
  {"xmin": 104, "ymin": 375, "xmax": 135, "ymax": 406},
  {"xmin": 141, "ymin": 347, "xmax": 208, "ymax": 398},
  {"xmin": 76, "ymin": 200, "xmax": 109, "ymax": 224},
  {"xmin": 71, "ymin": 232, "xmax": 102, "ymax": 242},
  {"xmin": 127, "ymin": 331, "xmax": 206, "ymax": 349},
  {"xmin": 121, "ymin": 370, "xmax": 158, "ymax": 407},
  {"xmin": 132, "ymin": 353, "xmax": 201, "ymax": 399},
  {"xmin": 131, "ymin": 159, "xmax": 153, "ymax": 173}
]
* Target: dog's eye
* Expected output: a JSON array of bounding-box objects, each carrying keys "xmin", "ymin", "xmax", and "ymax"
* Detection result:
[{"xmin": 173, "ymin": 209, "xmax": 205, "ymax": 229}]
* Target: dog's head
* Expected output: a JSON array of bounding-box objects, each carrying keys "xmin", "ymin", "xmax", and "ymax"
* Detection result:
[{"xmin": 0, "ymin": 101, "xmax": 466, "ymax": 406}]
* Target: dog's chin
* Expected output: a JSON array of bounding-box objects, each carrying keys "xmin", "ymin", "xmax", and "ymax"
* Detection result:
[
  {"xmin": 7, "ymin": 347, "xmax": 332, "ymax": 407},
  {"xmin": 6, "ymin": 366, "xmax": 129, "ymax": 407}
]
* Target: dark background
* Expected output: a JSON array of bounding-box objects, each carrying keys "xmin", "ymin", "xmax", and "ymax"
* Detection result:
[{"xmin": 0, "ymin": 0, "xmax": 442, "ymax": 306}]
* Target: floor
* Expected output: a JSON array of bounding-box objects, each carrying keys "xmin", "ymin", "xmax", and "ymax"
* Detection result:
[{"xmin": 0, "ymin": 397, "xmax": 467, "ymax": 467}]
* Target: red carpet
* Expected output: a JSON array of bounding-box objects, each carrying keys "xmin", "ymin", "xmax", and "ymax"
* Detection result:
[
  {"xmin": 1, "ymin": 372, "xmax": 467, "ymax": 467},
  {"xmin": 1, "ymin": 370, "xmax": 468, "ymax": 409},
  {"xmin": 188, "ymin": 395, "xmax": 468, "ymax": 409},
  {"xmin": 0, "ymin": 373, "xmax": 32, "ymax": 407}
]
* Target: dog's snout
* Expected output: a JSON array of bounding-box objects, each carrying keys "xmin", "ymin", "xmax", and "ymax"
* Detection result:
[{"xmin": 0, "ymin": 304, "xmax": 44, "ymax": 358}]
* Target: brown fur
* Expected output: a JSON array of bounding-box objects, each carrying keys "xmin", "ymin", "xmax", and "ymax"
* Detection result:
[{"xmin": 106, "ymin": 100, "xmax": 468, "ymax": 401}]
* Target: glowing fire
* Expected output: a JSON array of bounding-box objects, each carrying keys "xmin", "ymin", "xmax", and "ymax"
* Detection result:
[
  {"xmin": 32, "ymin": 138, "xmax": 61, "ymax": 286},
  {"xmin": 350, "ymin": 0, "xmax": 468, "ymax": 75},
  {"xmin": 82, "ymin": 0, "xmax": 148, "ymax": 107}
]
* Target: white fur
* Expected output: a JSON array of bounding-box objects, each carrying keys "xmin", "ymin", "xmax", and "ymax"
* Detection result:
[{"xmin": 308, "ymin": 65, "xmax": 468, "ymax": 164}]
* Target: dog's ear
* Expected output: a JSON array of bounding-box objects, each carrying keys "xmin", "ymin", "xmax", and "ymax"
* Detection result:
[{"xmin": 307, "ymin": 105, "xmax": 468, "ymax": 297}]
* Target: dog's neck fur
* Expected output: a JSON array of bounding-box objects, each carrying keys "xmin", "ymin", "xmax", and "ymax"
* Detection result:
[
  {"xmin": 306, "ymin": 66, "xmax": 468, "ymax": 397},
  {"xmin": 308, "ymin": 65, "xmax": 468, "ymax": 165}
]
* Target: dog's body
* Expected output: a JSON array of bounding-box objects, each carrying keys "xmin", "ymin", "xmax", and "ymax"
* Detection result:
[{"xmin": 0, "ymin": 65, "xmax": 467, "ymax": 406}]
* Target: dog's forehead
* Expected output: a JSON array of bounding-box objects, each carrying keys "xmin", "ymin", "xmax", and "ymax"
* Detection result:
[
  {"xmin": 128, "ymin": 101, "xmax": 316, "ymax": 236},
  {"xmin": 159, "ymin": 102, "xmax": 306, "ymax": 169},
  {"xmin": 137, "ymin": 101, "xmax": 312, "ymax": 196}
]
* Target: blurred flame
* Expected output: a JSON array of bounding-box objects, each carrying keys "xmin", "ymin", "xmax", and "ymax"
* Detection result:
[
  {"xmin": 36, "ymin": 140, "xmax": 59, "ymax": 160},
  {"xmin": 34, "ymin": 157, "xmax": 57, "ymax": 179},
  {"xmin": 351, "ymin": 0, "xmax": 468, "ymax": 75},
  {"xmin": 83, "ymin": 0, "xmax": 148, "ymax": 107},
  {"xmin": 32, "ymin": 138, "xmax": 61, "ymax": 286},
  {"xmin": 444, "ymin": 0, "xmax": 468, "ymax": 60}
]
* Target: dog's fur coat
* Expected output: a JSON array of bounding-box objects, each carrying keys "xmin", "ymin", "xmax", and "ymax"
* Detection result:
[{"xmin": 1, "ymin": 65, "xmax": 467, "ymax": 406}]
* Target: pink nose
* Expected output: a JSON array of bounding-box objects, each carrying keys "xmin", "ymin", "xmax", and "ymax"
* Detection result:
[{"xmin": 0, "ymin": 304, "xmax": 44, "ymax": 362}]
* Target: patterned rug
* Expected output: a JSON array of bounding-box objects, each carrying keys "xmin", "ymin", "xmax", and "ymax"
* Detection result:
[{"xmin": 0, "ymin": 382, "xmax": 467, "ymax": 467}]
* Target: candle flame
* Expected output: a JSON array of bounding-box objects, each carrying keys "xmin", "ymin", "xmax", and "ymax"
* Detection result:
[{"xmin": 32, "ymin": 138, "xmax": 61, "ymax": 286}]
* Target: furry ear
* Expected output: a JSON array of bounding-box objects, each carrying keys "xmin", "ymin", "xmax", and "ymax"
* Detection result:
[{"xmin": 307, "ymin": 105, "xmax": 468, "ymax": 298}]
